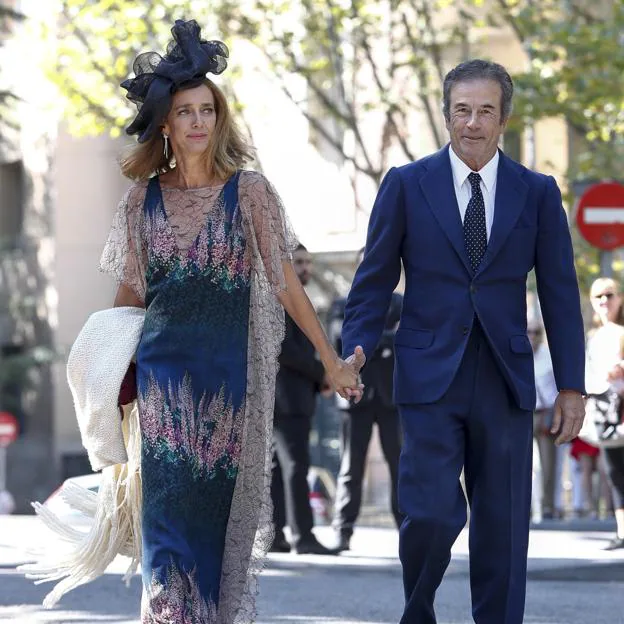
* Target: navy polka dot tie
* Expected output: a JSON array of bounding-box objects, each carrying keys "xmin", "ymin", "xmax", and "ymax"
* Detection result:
[{"xmin": 463, "ymin": 172, "xmax": 487, "ymax": 271}]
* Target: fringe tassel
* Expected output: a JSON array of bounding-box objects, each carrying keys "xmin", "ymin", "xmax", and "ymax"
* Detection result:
[{"xmin": 18, "ymin": 403, "xmax": 143, "ymax": 608}]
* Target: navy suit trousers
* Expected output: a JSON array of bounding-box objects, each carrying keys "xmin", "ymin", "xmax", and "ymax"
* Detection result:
[{"xmin": 397, "ymin": 321, "xmax": 533, "ymax": 624}]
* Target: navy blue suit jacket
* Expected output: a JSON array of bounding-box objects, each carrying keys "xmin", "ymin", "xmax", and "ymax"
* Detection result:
[{"xmin": 342, "ymin": 146, "xmax": 585, "ymax": 411}]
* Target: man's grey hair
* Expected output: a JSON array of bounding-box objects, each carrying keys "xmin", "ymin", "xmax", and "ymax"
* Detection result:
[{"xmin": 442, "ymin": 59, "xmax": 514, "ymax": 122}]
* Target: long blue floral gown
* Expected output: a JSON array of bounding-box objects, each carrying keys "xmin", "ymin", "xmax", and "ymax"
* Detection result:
[{"xmin": 101, "ymin": 170, "xmax": 294, "ymax": 623}]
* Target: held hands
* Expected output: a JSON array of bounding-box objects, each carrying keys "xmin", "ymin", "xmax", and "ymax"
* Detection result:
[
  {"xmin": 551, "ymin": 390, "xmax": 586, "ymax": 445},
  {"xmin": 326, "ymin": 346, "xmax": 366, "ymax": 402},
  {"xmin": 320, "ymin": 373, "xmax": 334, "ymax": 398},
  {"xmin": 345, "ymin": 345, "xmax": 366, "ymax": 373}
]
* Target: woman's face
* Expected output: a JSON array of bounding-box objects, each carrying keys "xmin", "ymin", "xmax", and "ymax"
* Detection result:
[
  {"xmin": 162, "ymin": 84, "xmax": 216, "ymax": 159},
  {"xmin": 590, "ymin": 280, "xmax": 622, "ymax": 324}
]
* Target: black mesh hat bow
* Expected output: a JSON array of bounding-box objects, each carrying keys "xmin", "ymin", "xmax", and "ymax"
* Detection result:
[{"xmin": 121, "ymin": 19, "xmax": 228, "ymax": 143}]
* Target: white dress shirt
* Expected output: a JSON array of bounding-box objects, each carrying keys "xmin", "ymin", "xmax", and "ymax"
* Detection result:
[
  {"xmin": 449, "ymin": 146, "xmax": 499, "ymax": 240},
  {"xmin": 533, "ymin": 342, "xmax": 558, "ymax": 410}
]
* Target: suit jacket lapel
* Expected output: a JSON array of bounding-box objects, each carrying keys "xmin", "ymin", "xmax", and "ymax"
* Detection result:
[
  {"xmin": 419, "ymin": 146, "xmax": 472, "ymax": 275},
  {"xmin": 476, "ymin": 152, "xmax": 529, "ymax": 275}
]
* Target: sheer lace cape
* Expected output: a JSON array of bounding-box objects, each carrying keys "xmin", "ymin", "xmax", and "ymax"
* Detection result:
[{"xmin": 100, "ymin": 169, "xmax": 298, "ymax": 623}]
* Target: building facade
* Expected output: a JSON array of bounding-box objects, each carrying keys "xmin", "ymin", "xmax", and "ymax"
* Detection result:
[{"xmin": 1, "ymin": 0, "xmax": 58, "ymax": 511}]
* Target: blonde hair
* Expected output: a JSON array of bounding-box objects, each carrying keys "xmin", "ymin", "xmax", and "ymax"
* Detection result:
[
  {"xmin": 590, "ymin": 276, "xmax": 624, "ymax": 327},
  {"xmin": 120, "ymin": 79, "xmax": 255, "ymax": 181}
]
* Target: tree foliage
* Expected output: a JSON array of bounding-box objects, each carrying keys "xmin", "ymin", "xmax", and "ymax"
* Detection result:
[
  {"xmin": 0, "ymin": 3, "xmax": 26, "ymax": 141},
  {"xmin": 49, "ymin": 0, "xmax": 624, "ymax": 283},
  {"xmin": 51, "ymin": 1, "xmax": 624, "ymax": 178},
  {"xmin": 45, "ymin": 1, "xmax": 192, "ymax": 138},
  {"xmin": 490, "ymin": 0, "xmax": 624, "ymax": 181},
  {"xmin": 491, "ymin": 1, "xmax": 624, "ymax": 286}
]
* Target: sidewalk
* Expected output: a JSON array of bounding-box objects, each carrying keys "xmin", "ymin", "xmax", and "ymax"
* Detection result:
[
  {"xmin": 1, "ymin": 517, "xmax": 623, "ymax": 624},
  {"xmin": 356, "ymin": 505, "xmax": 618, "ymax": 533}
]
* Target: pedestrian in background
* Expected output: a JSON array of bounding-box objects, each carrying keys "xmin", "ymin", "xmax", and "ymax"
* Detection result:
[
  {"xmin": 584, "ymin": 276, "xmax": 624, "ymax": 549},
  {"xmin": 270, "ymin": 244, "xmax": 338, "ymax": 555},
  {"xmin": 340, "ymin": 59, "xmax": 586, "ymax": 623},
  {"xmin": 530, "ymin": 319, "xmax": 567, "ymax": 520},
  {"xmin": 328, "ymin": 248, "xmax": 404, "ymax": 551},
  {"xmin": 100, "ymin": 20, "xmax": 359, "ymax": 621},
  {"xmin": 570, "ymin": 436, "xmax": 612, "ymax": 519}
]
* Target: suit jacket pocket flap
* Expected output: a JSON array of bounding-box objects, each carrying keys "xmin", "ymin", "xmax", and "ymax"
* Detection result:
[
  {"xmin": 509, "ymin": 334, "xmax": 532, "ymax": 355},
  {"xmin": 395, "ymin": 328, "xmax": 434, "ymax": 349}
]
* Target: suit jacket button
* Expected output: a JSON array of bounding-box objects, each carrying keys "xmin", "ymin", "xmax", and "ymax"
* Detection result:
[
  {"xmin": 470, "ymin": 285, "xmax": 477, "ymax": 294},
  {"xmin": 462, "ymin": 326, "xmax": 469, "ymax": 335}
]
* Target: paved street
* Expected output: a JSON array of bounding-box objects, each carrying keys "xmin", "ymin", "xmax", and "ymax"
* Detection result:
[{"xmin": 1, "ymin": 516, "xmax": 623, "ymax": 623}]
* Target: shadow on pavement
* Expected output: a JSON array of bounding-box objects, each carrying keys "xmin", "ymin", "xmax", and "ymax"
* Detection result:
[
  {"xmin": 528, "ymin": 560, "xmax": 624, "ymax": 583},
  {"xmin": 529, "ymin": 518, "xmax": 616, "ymax": 532},
  {"xmin": 0, "ymin": 567, "xmax": 141, "ymax": 620}
]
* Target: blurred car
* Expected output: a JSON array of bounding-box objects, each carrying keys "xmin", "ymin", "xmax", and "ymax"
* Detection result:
[{"xmin": 43, "ymin": 473, "xmax": 101, "ymax": 528}]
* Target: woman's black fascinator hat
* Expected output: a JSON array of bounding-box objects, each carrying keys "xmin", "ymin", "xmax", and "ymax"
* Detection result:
[{"xmin": 121, "ymin": 19, "xmax": 228, "ymax": 143}]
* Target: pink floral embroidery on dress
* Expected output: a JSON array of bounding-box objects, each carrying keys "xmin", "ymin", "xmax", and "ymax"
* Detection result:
[
  {"xmin": 142, "ymin": 561, "xmax": 218, "ymax": 624},
  {"xmin": 147, "ymin": 210, "xmax": 177, "ymax": 269},
  {"xmin": 145, "ymin": 193, "xmax": 251, "ymax": 291},
  {"xmin": 140, "ymin": 374, "xmax": 245, "ymax": 479}
]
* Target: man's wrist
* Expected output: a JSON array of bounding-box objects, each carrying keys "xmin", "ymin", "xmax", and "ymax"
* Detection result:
[{"xmin": 559, "ymin": 389, "xmax": 585, "ymax": 397}]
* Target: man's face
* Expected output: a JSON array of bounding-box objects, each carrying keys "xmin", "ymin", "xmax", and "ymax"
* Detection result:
[
  {"xmin": 293, "ymin": 248, "xmax": 313, "ymax": 285},
  {"xmin": 445, "ymin": 79, "xmax": 507, "ymax": 171}
]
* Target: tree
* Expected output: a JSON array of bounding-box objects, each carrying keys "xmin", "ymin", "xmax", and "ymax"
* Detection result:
[
  {"xmin": 0, "ymin": 3, "xmax": 25, "ymax": 147},
  {"xmin": 490, "ymin": 1, "xmax": 624, "ymax": 177},
  {"xmin": 52, "ymin": 1, "xmax": 624, "ymax": 187},
  {"xmin": 488, "ymin": 1, "xmax": 624, "ymax": 288},
  {"xmin": 212, "ymin": 0, "xmax": 473, "ymax": 210},
  {"xmin": 51, "ymin": 1, "xmax": 478, "ymax": 191},
  {"xmin": 50, "ymin": 1, "xmax": 624, "ymax": 289}
]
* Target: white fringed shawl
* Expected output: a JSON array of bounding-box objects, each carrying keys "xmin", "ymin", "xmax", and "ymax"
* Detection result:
[
  {"xmin": 68, "ymin": 306, "xmax": 145, "ymax": 471},
  {"xmin": 18, "ymin": 306, "xmax": 145, "ymax": 607}
]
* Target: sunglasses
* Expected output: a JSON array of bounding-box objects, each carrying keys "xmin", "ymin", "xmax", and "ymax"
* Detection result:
[{"xmin": 592, "ymin": 292, "xmax": 616, "ymax": 300}]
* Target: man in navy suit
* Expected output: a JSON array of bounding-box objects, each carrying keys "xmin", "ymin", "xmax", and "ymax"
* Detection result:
[{"xmin": 341, "ymin": 59, "xmax": 586, "ymax": 623}]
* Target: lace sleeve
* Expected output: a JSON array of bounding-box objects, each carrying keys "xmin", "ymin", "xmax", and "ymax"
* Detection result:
[
  {"xmin": 239, "ymin": 171, "xmax": 298, "ymax": 294},
  {"xmin": 99, "ymin": 184, "xmax": 147, "ymax": 303}
]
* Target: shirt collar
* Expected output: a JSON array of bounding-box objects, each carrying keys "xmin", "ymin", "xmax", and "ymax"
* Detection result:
[{"xmin": 449, "ymin": 145, "xmax": 499, "ymax": 193}]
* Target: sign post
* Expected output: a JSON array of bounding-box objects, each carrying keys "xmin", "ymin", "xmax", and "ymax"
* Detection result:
[
  {"xmin": 0, "ymin": 412, "xmax": 18, "ymax": 514},
  {"xmin": 576, "ymin": 182, "xmax": 624, "ymax": 277}
]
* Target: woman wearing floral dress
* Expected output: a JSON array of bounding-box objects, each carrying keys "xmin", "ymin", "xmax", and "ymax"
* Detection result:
[{"xmin": 101, "ymin": 20, "xmax": 362, "ymax": 623}]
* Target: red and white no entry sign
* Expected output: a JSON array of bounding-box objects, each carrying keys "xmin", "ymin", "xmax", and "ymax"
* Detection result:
[
  {"xmin": 0, "ymin": 412, "xmax": 18, "ymax": 447},
  {"xmin": 576, "ymin": 182, "xmax": 624, "ymax": 250}
]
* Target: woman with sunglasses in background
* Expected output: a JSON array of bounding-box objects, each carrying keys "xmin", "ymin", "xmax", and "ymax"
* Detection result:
[{"xmin": 583, "ymin": 277, "xmax": 624, "ymax": 549}]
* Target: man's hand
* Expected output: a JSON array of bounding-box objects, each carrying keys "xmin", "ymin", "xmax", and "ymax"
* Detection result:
[
  {"xmin": 345, "ymin": 345, "xmax": 366, "ymax": 373},
  {"xmin": 551, "ymin": 390, "xmax": 585, "ymax": 445}
]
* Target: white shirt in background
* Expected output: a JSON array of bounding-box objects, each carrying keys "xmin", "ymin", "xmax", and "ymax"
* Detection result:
[
  {"xmin": 585, "ymin": 322, "xmax": 624, "ymax": 395},
  {"xmin": 534, "ymin": 342, "xmax": 558, "ymax": 410},
  {"xmin": 448, "ymin": 146, "xmax": 499, "ymax": 240}
]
